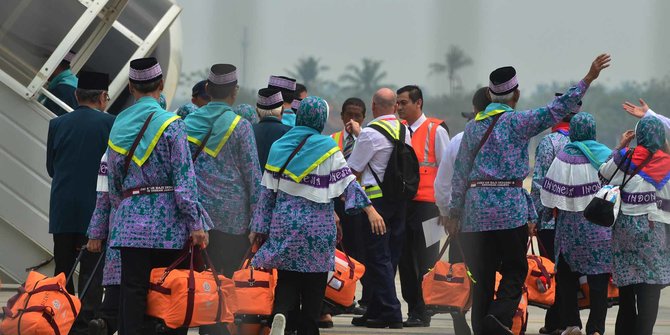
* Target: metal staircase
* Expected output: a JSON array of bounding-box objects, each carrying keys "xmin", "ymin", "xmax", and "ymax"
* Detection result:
[{"xmin": 0, "ymin": 0, "xmax": 182, "ymax": 284}]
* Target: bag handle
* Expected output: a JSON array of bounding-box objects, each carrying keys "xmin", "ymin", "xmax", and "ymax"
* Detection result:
[
  {"xmin": 65, "ymin": 245, "xmax": 88, "ymax": 286},
  {"xmin": 439, "ymin": 234, "xmax": 476, "ymax": 284},
  {"xmin": 157, "ymin": 244, "xmax": 192, "ymax": 284},
  {"xmin": 527, "ymin": 235, "xmax": 550, "ymax": 258},
  {"xmin": 181, "ymin": 243, "xmax": 196, "ymax": 328},
  {"xmin": 337, "ymin": 242, "xmax": 356, "ymax": 280},
  {"xmin": 124, "ymin": 112, "xmax": 155, "ymax": 175},
  {"xmin": 526, "ymin": 237, "xmax": 553, "ymax": 287},
  {"xmin": 192, "ymin": 129, "xmax": 212, "ymax": 161},
  {"xmin": 201, "ymin": 248, "xmax": 224, "ymax": 325}
]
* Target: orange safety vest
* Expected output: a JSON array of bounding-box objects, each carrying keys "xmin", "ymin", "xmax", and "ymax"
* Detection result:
[
  {"xmin": 330, "ymin": 130, "xmax": 345, "ymax": 151},
  {"xmin": 403, "ymin": 117, "xmax": 443, "ymax": 203}
]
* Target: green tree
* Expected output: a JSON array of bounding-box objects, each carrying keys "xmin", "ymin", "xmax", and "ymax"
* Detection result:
[
  {"xmin": 287, "ymin": 56, "xmax": 329, "ymax": 90},
  {"xmin": 430, "ymin": 45, "xmax": 473, "ymax": 95},
  {"xmin": 339, "ymin": 58, "xmax": 389, "ymax": 99}
]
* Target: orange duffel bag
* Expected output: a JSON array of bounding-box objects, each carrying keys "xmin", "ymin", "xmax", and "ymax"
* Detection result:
[
  {"xmin": 577, "ymin": 275, "xmax": 619, "ymax": 309},
  {"xmin": 147, "ymin": 243, "xmax": 238, "ymax": 329},
  {"xmin": 1, "ymin": 271, "xmax": 81, "ymax": 335},
  {"xmin": 232, "ymin": 250, "xmax": 277, "ymax": 317},
  {"xmin": 230, "ymin": 245, "xmax": 277, "ymax": 335},
  {"xmin": 324, "ymin": 247, "xmax": 365, "ymax": 310},
  {"xmin": 422, "ymin": 235, "xmax": 474, "ymax": 314},
  {"xmin": 495, "ymin": 273, "xmax": 528, "ymax": 335},
  {"xmin": 526, "ymin": 236, "xmax": 556, "ymax": 309}
]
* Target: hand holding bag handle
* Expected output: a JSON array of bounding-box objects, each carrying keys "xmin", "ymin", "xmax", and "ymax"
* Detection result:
[{"xmin": 439, "ymin": 234, "xmax": 476, "ymax": 284}]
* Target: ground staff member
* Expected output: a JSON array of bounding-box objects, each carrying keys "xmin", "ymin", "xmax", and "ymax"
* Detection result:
[{"xmin": 348, "ymin": 88, "xmax": 411, "ymax": 329}]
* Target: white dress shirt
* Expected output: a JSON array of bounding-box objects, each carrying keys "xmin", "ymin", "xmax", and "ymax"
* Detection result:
[
  {"xmin": 347, "ymin": 115, "xmax": 412, "ymax": 186},
  {"xmin": 407, "ymin": 113, "xmax": 451, "ymax": 165},
  {"xmin": 434, "ymin": 131, "xmax": 464, "ymax": 216}
]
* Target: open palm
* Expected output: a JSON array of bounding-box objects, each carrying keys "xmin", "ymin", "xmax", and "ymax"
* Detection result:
[{"xmin": 622, "ymin": 98, "xmax": 650, "ymax": 119}]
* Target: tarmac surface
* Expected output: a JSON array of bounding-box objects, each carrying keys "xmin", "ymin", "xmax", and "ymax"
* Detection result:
[{"xmin": 2, "ymin": 280, "xmax": 670, "ymax": 334}]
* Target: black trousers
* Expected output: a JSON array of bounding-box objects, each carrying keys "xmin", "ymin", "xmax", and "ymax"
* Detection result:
[
  {"xmin": 334, "ymin": 198, "xmax": 370, "ymax": 306},
  {"xmin": 615, "ymin": 283, "xmax": 664, "ymax": 335},
  {"xmin": 53, "ymin": 233, "xmax": 104, "ymax": 335},
  {"xmin": 362, "ymin": 197, "xmax": 406, "ymax": 322},
  {"xmin": 207, "ymin": 230, "xmax": 251, "ymax": 278},
  {"xmin": 398, "ymin": 201, "xmax": 440, "ymax": 320},
  {"xmin": 119, "ymin": 247, "xmax": 187, "ymax": 335},
  {"xmin": 200, "ymin": 231, "xmax": 249, "ymax": 335},
  {"xmin": 556, "ymin": 255, "xmax": 609, "ymax": 334},
  {"xmin": 272, "ymin": 270, "xmax": 328, "ymax": 335},
  {"xmin": 98, "ymin": 285, "xmax": 120, "ymax": 335},
  {"xmin": 537, "ymin": 229, "xmax": 561, "ymax": 331},
  {"xmin": 460, "ymin": 225, "xmax": 528, "ymax": 334},
  {"xmin": 448, "ymin": 235, "xmax": 472, "ymax": 335}
]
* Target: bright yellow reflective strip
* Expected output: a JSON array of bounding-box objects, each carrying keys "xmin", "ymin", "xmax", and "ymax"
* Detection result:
[
  {"xmin": 204, "ymin": 115, "xmax": 242, "ymax": 157},
  {"xmin": 265, "ymin": 147, "xmax": 340, "ymax": 183},
  {"xmin": 370, "ymin": 119, "xmax": 400, "ymax": 140},
  {"xmin": 365, "ymin": 185, "xmax": 383, "ymax": 199},
  {"xmin": 108, "ymin": 115, "xmax": 180, "ymax": 167}
]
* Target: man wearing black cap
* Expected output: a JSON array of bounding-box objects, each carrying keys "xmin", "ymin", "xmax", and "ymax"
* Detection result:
[
  {"xmin": 185, "ymin": 63, "xmax": 261, "ymax": 335},
  {"xmin": 253, "ymin": 87, "xmax": 292, "ymax": 168},
  {"xmin": 46, "ymin": 70, "xmax": 114, "ymax": 334},
  {"xmin": 175, "ymin": 80, "xmax": 211, "ymax": 119},
  {"xmin": 105, "ymin": 57, "xmax": 210, "ymax": 335},
  {"xmin": 267, "ymin": 75, "xmax": 298, "ymax": 127},
  {"xmin": 43, "ymin": 50, "xmax": 79, "ymax": 116},
  {"xmin": 444, "ymin": 54, "xmax": 611, "ymax": 334},
  {"xmin": 530, "ymin": 93, "xmax": 582, "ymax": 335}
]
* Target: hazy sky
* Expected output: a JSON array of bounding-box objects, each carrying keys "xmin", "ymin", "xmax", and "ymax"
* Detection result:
[{"xmin": 175, "ymin": 0, "xmax": 668, "ymax": 98}]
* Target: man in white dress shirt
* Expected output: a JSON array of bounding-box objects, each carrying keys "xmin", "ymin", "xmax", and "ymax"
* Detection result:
[{"xmin": 348, "ymin": 88, "xmax": 412, "ymax": 329}]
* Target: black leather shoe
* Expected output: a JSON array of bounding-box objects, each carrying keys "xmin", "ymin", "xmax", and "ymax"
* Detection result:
[
  {"xmin": 352, "ymin": 304, "xmax": 367, "ymax": 315},
  {"xmin": 88, "ymin": 318, "xmax": 107, "ymax": 335},
  {"xmin": 365, "ymin": 318, "xmax": 403, "ymax": 329},
  {"xmin": 318, "ymin": 320, "xmax": 334, "ymax": 328},
  {"xmin": 351, "ymin": 316, "xmax": 367, "ymax": 327},
  {"xmin": 403, "ymin": 317, "xmax": 430, "ymax": 327},
  {"xmin": 482, "ymin": 314, "xmax": 513, "ymax": 335},
  {"xmin": 539, "ymin": 326, "xmax": 564, "ymax": 335}
]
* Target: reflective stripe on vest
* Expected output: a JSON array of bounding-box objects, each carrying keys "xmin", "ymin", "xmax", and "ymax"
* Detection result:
[
  {"xmin": 365, "ymin": 185, "xmax": 383, "ymax": 199},
  {"xmin": 369, "ymin": 119, "xmax": 400, "ymax": 140},
  {"xmin": 362, "ymin": 119, "xmax": 401, "ymax": 200},
  {"xmin": 408, "ymin": 117, "xmax": 442, "ymax": 202},
  {"xmin": 331, "ymin": 130, "xmax": 344, "ymax": 150}
]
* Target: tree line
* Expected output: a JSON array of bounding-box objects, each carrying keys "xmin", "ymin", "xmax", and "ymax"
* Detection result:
[{"xmin": 176, "ymin": 46, "xmax": 670, "ymax": 149}]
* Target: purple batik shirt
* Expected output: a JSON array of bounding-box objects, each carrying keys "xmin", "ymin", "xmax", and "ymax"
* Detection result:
[
  {"xmin": 250, "ymin": 180, "xmax": 370, "ymax": 273},
  {"xmin": 190, "ymin": 119, "xmax": 261, "ymax": 235},
  {"xmin": 108, "ymin": 120, "xmax": 212, "ymax": 249},
  {"xmin": 88, "ymin": 190, "xmax": 121, "ymax": 286},
  {"xmin": 448, "ymin": 80, "xmax": 589, "ymax": 233}
]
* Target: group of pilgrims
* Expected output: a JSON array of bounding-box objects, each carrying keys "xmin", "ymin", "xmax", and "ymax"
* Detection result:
[{"xmin": 41, "ymin": 51, "xmax": 670, "ymax": 335}]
